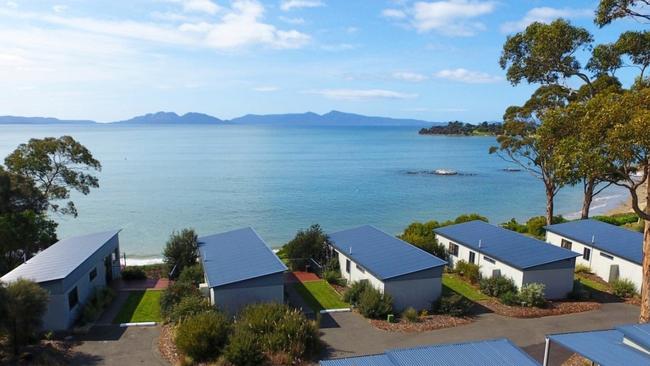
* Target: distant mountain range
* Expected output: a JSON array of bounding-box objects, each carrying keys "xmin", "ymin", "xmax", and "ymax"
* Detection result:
[{"xmin": 0, "ymin": 111, "xmax": 444, "ymax": 127}]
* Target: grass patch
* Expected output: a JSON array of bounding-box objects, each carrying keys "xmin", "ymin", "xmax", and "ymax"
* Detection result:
[
  {"xmin": 576, "ymin": 275, "xmax": 610, "ymax": 293},
  {"xmin": 442, "ymin": 274, "xmax": 489, "ymax": 302},
  {"xmin": 113, "ymin": 290, "xmax": 162, "ymax": 323},
  {"xmin": 293, "ymin": 280, "xmax": 348, "ymax": 312}
]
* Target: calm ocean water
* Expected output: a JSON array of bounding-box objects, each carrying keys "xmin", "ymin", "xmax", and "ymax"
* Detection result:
[{"xmin": 0, "ymin": 124, "xmax": 628, "ymax": 261}]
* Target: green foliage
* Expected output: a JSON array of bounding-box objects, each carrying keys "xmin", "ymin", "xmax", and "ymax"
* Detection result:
[
  {"xmin": 451, "ymin": 214, "xmax": 488, "ymax": 225},
  {"xmin": 501, "ymin": 218, "xmax": 528, "ymax": 233},
  {"xmin": 399, "ymin": 220, "xmax": 448, "ymax": 260},
  {"xmin": 121, "ymin": 266, "xmax": 147, "ymax": 281},
  {"xmin": 163, "ymin": 229, "xmax": 198, "ymax": 280},
  {"xmin": 4, "ymin": 135, "xmax": 101, "ymax": 217},
  {"xmin": 323, "ymin": 270, "xmax": 343, "ymax": 285},
  {"xmin": 454, "ymin": 260, "xmax": 480, "ymax": 284},
  {"xmin": 282, "ymin": 224, "xmax": 329, "ymax": 271},
  {"xmin": 342, "ymin": 281, "xmax": 371, "ymax": 305},
  {"xmin": 479, "ymin": 276, "xmax": 518, "ymax": 298},
  {"xmin": 357, "ymin": 286, "xmax": 393, "ymax": 319},
  {"xmin": 168, "ymin": 295, "xmax": 212, "ymax": 324},
  {"xmin": 611, "ymin": 279, "xmax": 637, "ymax": 298},
  {"xmin": 177, "ymin": 264, "xmax": 204, "ymax": 286},
  {"xmin": 160, "ymin": 281, "xmax": 201, "ymax": 319},
  {"xmin": 402, "ymin": 307, "xmax": 419, "ymax": 323},
  {"xmin": 81, "ymin": 287, "xmax": 116, "ymax": 324},
  {"xmin": 526, "ymin": 215, "xmax": 566, "ymax": 238},
  {"xmin": 433, "ymin": 293, "xmax": 473, "ymax": 317},
  {"xmin": 419, "ymin": 121, "xmax": 503, "ymax": 136},
  {"xmin": 593, "ymin": 213, "xmax": 640, "ymax": 226},
  {"xmin": 0, "ymin": 210, "xmax": 58, "ymax": 276},
  {"xmin": 224, "ymin": 330, "xmax": 266, "ymax": 366},
  {"xmin": 596, "ymin": 0, "xmax": 650, "ymax": 26},
  {"xmin": 518, "ymin": 283, "xmax": 547, "ymax": 308},
  {"xmin": 499, "ymin": 291, "xmax": 520, "ymax": 306},
  {"xmin": 2, "ymin": 279, "xmax": 49, "ymax": 354},
  {"xmin": 574, "ymin": 264, "xmax": 592, "ymax": 274},
  {"xmin": 175, "ymin": 311, "xmax": 230, "ymax": 363}
]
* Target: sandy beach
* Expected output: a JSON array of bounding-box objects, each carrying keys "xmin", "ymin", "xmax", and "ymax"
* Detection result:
[{"xmin": 606, "ymin": 181, "xmax": 648, "ymax": 215}]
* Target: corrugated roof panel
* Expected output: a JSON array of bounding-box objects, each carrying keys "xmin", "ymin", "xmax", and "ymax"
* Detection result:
[
  {"xmin": 0, "ymin": 230, "xmax": 121, "ymax": 283},
  {"xmin": 386, "ymin": 338, "xmax": 539, "ymax": 366},
  {"xmin": 328, "ymin": 225, "xmax": 446, "ymax": 281},
  {"xmin": 434, "ymin": 221, "xmax": 578, "ymax": 270},
  {"xmin": 198, "ymin": 227, "xmax": 287, "ymax": 288},
  {"xmin": 548, "ymin": 329, "xmax": 650, "ymax": 366},
  {"xmin": 617, "ymin": 323, "xmax": 650, "ymax": 351},
  {"xmin": 320, "ymin": 354, "xmax": 394, "ymax": 366},
  {"xmin": 545, "ymin": 219, "xmax": 643, "ymax": 265}
]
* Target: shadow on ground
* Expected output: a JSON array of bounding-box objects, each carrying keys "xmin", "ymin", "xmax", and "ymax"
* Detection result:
[{"xmin": 76, "ymin": 325, "xmax": 127, "ymax": 342}]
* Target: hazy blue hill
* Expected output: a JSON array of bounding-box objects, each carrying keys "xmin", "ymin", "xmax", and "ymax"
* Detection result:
[
  {"xmin": 116, "ymin": 111, "xmax": 223, "ymax": 124},
  {"xmin": 229, "ymin": 112, "xmax": 322, "ymax": 124},
  {"xmin": 0, "ymin": 116, "xmax": 96, "ymax": 125}
]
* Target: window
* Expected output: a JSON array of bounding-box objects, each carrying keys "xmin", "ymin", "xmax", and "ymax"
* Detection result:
[
  {"xmin": 448, "ymin": 243, "xmax": 459, "ymax": 256},
  {"xmin": 68, "ymin": 287, "xmax": 79, "ymax": 310},
  {"xmin": 561, "ymin": 239, "xmax": 573, "ymax": 250},
  {"xmin": 483, "ymin": 256, "xmax": 496, "ymax": 264},
  {"xmin": 356, "ymin": 264, "xmax": 366, "ymax": 273},
  {"xmin": 89, "ymin": 268, "xmax": 97, "ymax": 281},
  {"xmin": 469, "ymin": 251, "xmax": 476, "ymax": 264},
  {"xmin": 583, "ymin": 247, "xmax": 591, "ymax": 261},
  {"xmin": 345, "ymin": 259, "xmax": 351, "ymax": 273},
  {"xmin": 600, "ymin": 252, "xmax": 614, "ymax": 260}
]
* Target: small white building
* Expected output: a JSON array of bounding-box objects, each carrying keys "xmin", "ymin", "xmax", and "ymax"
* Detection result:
[
  {"xmin": 328, "ymin": 225, "xmax": 447, "ymax": 311},
  {"xmin": 434, "ymin": 221, "xmax": 578, "ymax": 299},
  {"xmin": 0, "ymin": 230, "xmax": 122, "ymax": 331},
  {"xmin": 198, "ymin": 227, "xmax": 287, "ymax": 314},
  {"xmin": 545, "ymin": 219, "xmax": 643, "ymax": 291}
]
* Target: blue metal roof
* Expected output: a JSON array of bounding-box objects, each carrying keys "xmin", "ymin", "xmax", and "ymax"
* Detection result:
[
  {"xmin": 198, "ymin": 227, "xmax": 287, "ymax": 288},
  {"xmin": 328, "ymin": 225, "xmax": 446, "ymax": 281},
  {"xmin": 545, "ymin": 219, "xmax": 643, "ymax": 265},
  {"xmin": 320, "ymin": 338, "xmax": 540, "ymax": 366},
  {"xmin": 0, "ymin": 230, "xmax": 121, "ymax": 283},
  {"xmin": 617, "ymin": 323, "xmax": 650, "ymax": 351},
  {"xmin": 548, "ymin": 329, "xmax": 650, "ymax": 366},
  {"xmin": 434, "ymin": 221, "xmax": 578, "ymax": 270}
]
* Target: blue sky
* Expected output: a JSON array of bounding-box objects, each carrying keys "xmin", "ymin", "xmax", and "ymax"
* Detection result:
[{"xmin": 0, "ymin": 0, "xmax": 646, "ymax": 122}]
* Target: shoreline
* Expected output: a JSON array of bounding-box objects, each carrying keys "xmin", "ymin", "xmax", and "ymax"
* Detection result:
[{"xmin": 605, "ymin": 181, "xmax": 648, "ymax": 216}]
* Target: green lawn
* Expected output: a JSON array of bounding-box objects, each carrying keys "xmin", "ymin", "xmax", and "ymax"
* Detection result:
[
  {"xmin": 293, "ymin": 280, "xmax": 348, "ymax": 312},
  {"xmin": 113, "ymin": 290, "xmax": 162, "ymax": 323},
  {"xmin": 442, "ymin": 274, "xmax": 489, "ymax": 302},
  {"xmin": 576, "ymin": 275, "xmax": 610, "ymax": 293}
]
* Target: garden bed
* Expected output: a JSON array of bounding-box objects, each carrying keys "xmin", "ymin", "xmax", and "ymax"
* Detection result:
[
  {"xmin": 370, "ymin": 314, "xmax": 473, "ymax": 332},
  {"xmin": 477, "ymin": 299, "xmax": 600, "ymax": 318},
  {"xmin": 158, "ymin": 324, "xmax": 180, "ymax": 366},
  {"xmin": 576, "ymin": 273, "xmax": 640, "ymax": 305}
]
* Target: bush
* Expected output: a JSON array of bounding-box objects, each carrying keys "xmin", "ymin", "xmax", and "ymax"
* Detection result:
[
  {"xmin": 121, "ymin": 266, "xmax": 147, "ymax": 281},
  {"xmin": 433, "ymin": 293, "xmax": 472, "ymax": 317},
  {"xmin": 282, "ymin": 224, "xmax": 329, "ymax": 271},
  {"xmin": 323, "ymin": 270, "xmax": 342, "ymax": 285},
  {"xmin": 593, "ymin": 213, "xmax": 639, "ymax": 226},
  {"xmin": 163, "ymin": 228, "xmax": 199, "ymax": 280},
  {"xmin": 168, "ymin": 295, "xmax": 212, "ymax": 323},
  {"xmin": 175, "ymin": 311, "xmax": 230, "ymax": 362},
  {"xmin": 499, "ymin": 291, "xmax": 520, "ymax": 306},
  {"xmin": 518, "ymin": 283, "xmax": 546, "ymax": 308},
  {"xmin": 177, "ymin": 264, "xmax": 204, "ymax": 286},
  {"xmin": 526, "ymin": 215, "xmax": 566, "ymax": 238},
  {"xmin": 160, "ymin": 281, "xmax": 201, "ymax": 319},
  {"xmin": 3, "ymin": 279, "xmax": 49, "ymax": 355},
  {"xmin": 357, "ymin": 286, "xmax": 393, "ymax": 319},
  {"xmin": 612, "ymin": 279, "xmax": 637, "ymax": 298},
  {"xmin": 81, "ymin": 287, "xmax": 116, "ymax": 324},
  {"xmin": 568, "ymin": 280, "xmax": 591, "ymax": 300},
  {"xmin": 479, "ymin": 276, "xmax": 518, "ymax": 298},
  {"xmin": 224, "ymin": 330, "xmax": 266, "ymax": 366},
  {"xmin": 342, "ymin": 281, "xmax": 371, "ymax": 305},
  {"xmin": 399, "ymin": 221, "xmax": 449, "ymax": 261},
  {"xmin": 455, "ymin": 260, "xmax": 480, "ymax": 284},
  {"xmin": 402, "ymin": 307, "xmax": 419, "ymax": 323},
  {"xmin": 501, "ymin": 218, "xmax": 528, "ymax": 233},
  {"xmin": 574, "ymin": 264, "xmax": 592, "ymax": 274}
]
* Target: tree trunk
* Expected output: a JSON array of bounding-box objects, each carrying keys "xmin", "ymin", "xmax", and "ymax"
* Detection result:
[
  {"xmin": 640, "ymin": 180, "xmax": 650, "ymax": 323},
  {"xmin": 545, "ymin": 184, "xmax": 555, "ymax": 226},
  {"xmin": 581, "ymin": 179, "xmax": 595, "ymax": 219}
]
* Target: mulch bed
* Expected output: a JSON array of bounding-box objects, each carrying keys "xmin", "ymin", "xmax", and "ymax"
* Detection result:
[
  {"xmin": 1, "ymin": 340, "xmax": 75, "ymax": 366},
  {"xmin": 370, "ymin": 314, "xmax": 473, "ymax": 332},
  {"xmin": 478, "ymin": 299, "xmax": 600, "ymax": 318},
  {"xmin": 562, "ymin": 353, "xmax": 591, "ymax": 366},
  {"xmin": 158, "ymin": 324, "xmax": 180, "ymax": 366}
]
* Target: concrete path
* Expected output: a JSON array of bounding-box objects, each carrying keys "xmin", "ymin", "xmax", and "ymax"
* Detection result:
[{"xmin": 320, "ymin": 302, "xmax": 639, "ymax": 364}]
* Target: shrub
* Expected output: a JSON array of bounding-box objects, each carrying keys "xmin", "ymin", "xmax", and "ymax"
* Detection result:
[
  {"xmin": 402, "ymin": 307, "xmax": 419, "ymax": 323},
  {"xmin": 568, "ymin": 280, "xmax": 591, "ymax": 300},
  {"xmin": 224, "ymin": 330, "xmax": 266, "ymax": 366},
  {"xmin": 81, "ymin": 287, "xmax": 116, "ymax": 324},
  {"xmin": 612, "ymin": 279, "xmax": 637, "ymax": 298},
  {"xmin": 342, "ymin": 281, "xmax": 371, "ymax": 306},
  {"xmin": 177, "ymin": 264, "xmax": 204, "ymax": 286},
  {"xmin": 175, "ymin": 311, "xmax": 230, "ymax": 362},
  {"xmin": 518, "ymin": 283, "xmax": 546, "ymax": 308},
  {"xmin": 455, "ymin": 260, "xmax": 480, "ymax": 284},
  {"xmin": 433, "ymin": 293, "xmax": 472, "ymax": 317},
  {"xmin": 282, "ymin": 224, "xmax": 329, "ymax": 271},
  {"xmin": 501, "ymin": 218, "xmax": 528, "ymax": 233},
  {"xmin": 574, "ymin": 264, "xmax": 592, "ymax": 274},
  {"xmin": 593, "ymin": 213, "xmax": 639, "ymax": 226},
  {"xmin": 121, "ymin": 266, "xmax": 147, "ymax": 281},
  {"xmin": 526, "ymin": 215, "xmax": 566, "ymax": 238},
  {"xmin": 323, "ymin": 270, "xmax": 342, "ymax": 285},
  {"xmin": 163, "ymin": 228, "xmax": 199, "ymax": 279},
  {"xmin": 357, "ymin": 286, "xmax": 393, "ymax": 319},
  {"xmin": 3, "ymin": 279, "xmax": 49, "ymax": 355},
  {"xmin": 168, "ymin": 295, "xmax": 212, "ymax": 323},
  {"xmin": 479, "ymin": 276, "xmax": 518, "ymax": 298},
  {"xmin": 399, "ymin": 220, "xmax": 449, "ymax": 261},
  {"xmin": 160, "ymin": 281, "xmax": 201, "ymax": 319}
]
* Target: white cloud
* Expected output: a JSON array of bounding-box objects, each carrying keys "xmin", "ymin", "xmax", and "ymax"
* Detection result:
[
  {"xmin": 5, "ymin": 1, "xmax": 17, "ymax": 8},
  {"xmin": 163, "ymin": 0, "xmax": 221, "ymax": 14},
  {"xmin": 412, "ymin": 0, "xmax": 496, "ymax": 36},
  {"xmin": 434, "ymin": 68, "xmax": 501, "ymax": 83},
  {"xmin": 53, "ymin": 5, "xmax": 67, "ymax": 13},
  {"xmin": 307, "ymin": 89, "xmax": 417, "ymax": 100},
  {"xmin": 382, "ymin": 9, "xmax": 406, "ymax": 19},
  {"xmin": 280, "ymin": 0, "xmax": 324, "ymax": 11},
  {"xmin": 279, "ymin": 16, "xmax": 305, "ymax": 24},
  {"xmin": 320, "ymin": 43, "xmax": 356, "ymax": 52},
  {"xmin": 253, "ymin": 86, "xmax": 279, "ymax": 92},
  {"xmin": 393, "ymin": 71, "xmax": 428, "ymax": 82},
  {"xmin": 500, "ymin": 7, "xmax": 593, "ymax": 33}
]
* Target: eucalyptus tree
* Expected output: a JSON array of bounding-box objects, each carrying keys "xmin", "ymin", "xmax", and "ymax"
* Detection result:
[{"xmin": 596, "ymin": 0, "xmax": 650, "ymax": 26}]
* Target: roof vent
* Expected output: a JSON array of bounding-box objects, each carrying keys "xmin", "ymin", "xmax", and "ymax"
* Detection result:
[
  {"xmin": 349, "ymin": 247, "xmax": 352, "ymax": 255},
  {"xmin": 478, "ymin": 239, "xmax": 482, "ymax": 248},
  {"xmin": 592, "ymin": 235, "xmax": 596, "ymax": 244}
]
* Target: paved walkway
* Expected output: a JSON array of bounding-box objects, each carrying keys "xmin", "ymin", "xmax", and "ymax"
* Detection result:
[
  {"xmin": 286, "ymin": 271, "xmax": 320, "ymax": 283},
  {"xmin": 111, "ymin": 278, "xmax": 170, "ymax": 291},
  {"xmin": 320, "ymin": 302, "xmax": 640, "ymax": 364}
]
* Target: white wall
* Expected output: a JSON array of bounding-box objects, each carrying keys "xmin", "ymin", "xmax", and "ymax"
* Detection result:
[
  {"xmin": 335, "ymin": 250, "xmax": 385, "ymax": 292},
  {"xmin": 522, "ymin": 265, "xmax": 575, "ymax": 299},
  {"xmin": 546, "ymin": 231, "xmax": 643, "ymax": 291},
  {"xmin": 211, "ymin": 284, "xmax": 284, "ymax": 315},
  {"xmin": 385, "ymin": 277, "xmax": 442, "ymax": 311}
]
